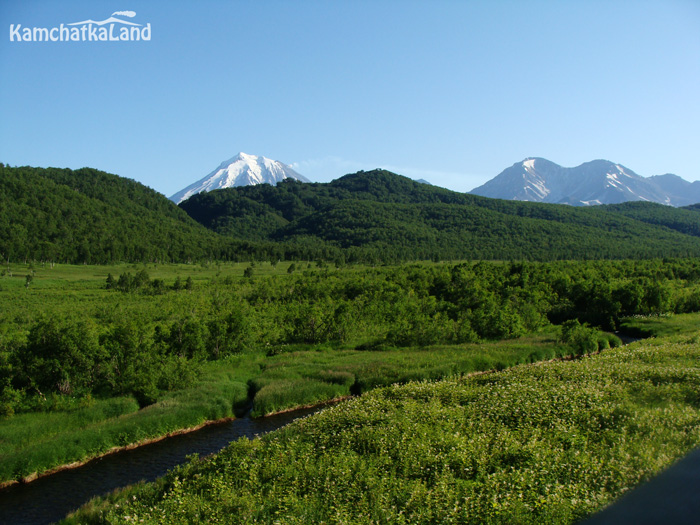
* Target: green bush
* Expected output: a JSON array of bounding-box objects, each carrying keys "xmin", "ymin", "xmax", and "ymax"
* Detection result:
[
  {"xmin": 561, "ymin": 319, "xmax": 598, "ymax": 356},
  {"xmin": 0, "ymin": 386, "xmax": 22, "ymax": 416}
]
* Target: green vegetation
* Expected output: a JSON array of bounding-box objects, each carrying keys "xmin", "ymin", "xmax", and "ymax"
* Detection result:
[
  {"xmin": 619, "ymin": 312, "xmax": 700, "ymax": 339},
  {"xmin": 64, "ymin": 333, "xmax": 700, "ymax": 524},
  {"xmin": 0, "ymin": 358, "xmax": 255, "ymax": 482},
  {"xmin": 0, "ymin": 165, "xmax": 249, "ymax": 263},
  {"xmin": 0, "ymin": 258, "xmax": 696, "ymax": 484},
  {"xmin": 4, "ymin": 164, "xmax": 700, "ymax": 521},
  {"xmin": 246, "ymin": 336, "xmax": 579, "ymax": 417},
  {"xmin": 180, "ymin": 170, "xmax": 700, "ymax": 262},
  {"xmin": 1, "ymin": 336, "xmax": 587, "ymax": 483},
  {"xmin": 5, "ymin": 165, "xmax": 700, "ymax": 265},
  {"xmin": 605, "ymin": 200, "xmax": 700, "ymax": 237},
  {"xmin": 5, "ymin": 258, "xmax": 696, "ymax": 482},
  {"xmin": 3, "ymin": 258, "xmax": 697, "ymax": 410}
]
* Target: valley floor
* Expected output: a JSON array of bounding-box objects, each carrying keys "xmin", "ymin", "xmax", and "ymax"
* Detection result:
[
  {"xmin": 64, "ymin": 330, "xmax": 700, "ymax": 524},
  {"xmin": 2, "ymin": 260, "xmax": 699, "ymax": 523}
]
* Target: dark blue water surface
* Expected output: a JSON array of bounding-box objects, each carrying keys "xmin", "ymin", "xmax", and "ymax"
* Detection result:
[{"xmin": 0, "ymin": 404, "xmax": 332, "ymax": 525}]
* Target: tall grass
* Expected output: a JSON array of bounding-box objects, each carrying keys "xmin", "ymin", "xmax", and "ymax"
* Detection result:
[
  {"xmin": 248, "ymin": 334, "xmax": 580, "ymax": 416},
  {"xmin": 620, "ymin": 312, "xmax": 700, "ymax": 339},
  {"xmin": 0, "ymin": 334, "xmax": 582, "ymax": 482},
  {"xmin": 0, "ymin": 358, "xmax": 255, "ymax": 482}
]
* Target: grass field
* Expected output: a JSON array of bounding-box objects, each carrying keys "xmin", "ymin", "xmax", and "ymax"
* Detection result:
[
  {"xmin": 2, "ymin": 261, "xmax": 588, "ymax": 483},
  {"xmin": 619, "ymin": 312, "xmax": 700, "ymax": 339},
  {"xmin": 65, "ymin": 330, "xmax": 700, "ymax": 524},
  {"xmin": 0, "ymin": 332, "xmax": 582, "ymax": 483},
  {"xmin": 0, "ymin": 358, "xmax": 254, "ymax": 482},
  {"xmin": 1, "ymin": 260, "xmax": 692, "ymax": 491}
]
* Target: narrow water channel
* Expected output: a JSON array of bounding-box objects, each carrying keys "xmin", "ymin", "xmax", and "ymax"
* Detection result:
[{"xmin": 0, "ymin": 403, "xmax": 334, "ymax": 525}]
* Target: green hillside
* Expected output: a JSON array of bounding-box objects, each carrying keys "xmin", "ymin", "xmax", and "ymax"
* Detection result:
[
  {"xmin": 180, "ymin": 169, "xmax": 700, "ymax": 261},
  {"xmin": 0, "ymin": 165, "xmax": 244, "ymax": 263},
  {"xmin": 4, "ymin": 165, "xmax": 700, "ymax": 264},
  {"xmin": 602, "ymin": 201, "xmax": 700, "ymax": 237}
]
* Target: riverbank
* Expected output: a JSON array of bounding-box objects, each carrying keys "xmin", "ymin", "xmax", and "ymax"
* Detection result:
[
  {"xmin": 0, "ymin": 415, "xmax": 236, "ymax": 489},
  {"xmin": 0, "ymin": 395, "xmax": 355, "ymax": 490},
  {"xmin": 64, "ymin": 334, "xmax": 700, "ymax": 524},
  {"xmin": 0, "ymin": 330, "xmax": 667, "ymax": 525},
  {"xmin": 0, "ymin": 335, "xmax": 610, "ymax": 488},
  {"xmin": 0, "ymin": 401, "xmax": 346, "ymax": 525},
  {"xmin": 7, "ymin": 341, "xmax": 626, "ymax": 493},
  {"xmin": 0, "ymin": 359, "xmax": 255, "ymax": 486}
]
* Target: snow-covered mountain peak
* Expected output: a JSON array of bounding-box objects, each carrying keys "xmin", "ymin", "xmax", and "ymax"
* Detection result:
[
  {"xmin": 170, "ymin": 152, "xmax": 310, "ymax": 204},
  {"xmin": 471, "ymin": 158, "xmax": 700, "ymax": 207}
]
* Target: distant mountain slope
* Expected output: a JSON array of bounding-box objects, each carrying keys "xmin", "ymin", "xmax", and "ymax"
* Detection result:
[
  {"xmin": 601, "ymin": 201, "xmax": 700, "ymax": 237},
  {"xmin": 471, "ymin": 158, "xmax": 700, "ymax": 206},
  {"xmin": 649, "ymin": 174, "xmax": 700, "ymax": 205},
  {"xmin": 170, "ymin": 153, "xmax": 309, "ymax": 204},
  {"xmin": 179, "ymin": 169, "xmax": 700, "ymax": 261},
  {"xmin": 0, "ymin": 165, "xmax": 239, "ymax": 263}
]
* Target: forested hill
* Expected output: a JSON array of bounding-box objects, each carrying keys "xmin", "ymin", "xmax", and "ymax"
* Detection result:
[
  {"xmin": 5, "ymin": 165, "xmax": 700, "ymax": 264},
  {"xmin": 180, "ymin": 169, "xmax": 700, "ymax": 262},
  {"xmin": 0, "ymin": 165, "xmax": 247, "ymax": 263}
]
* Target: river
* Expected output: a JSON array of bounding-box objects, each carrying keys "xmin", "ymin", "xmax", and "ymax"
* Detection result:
[{"xmin": 0, "ymin": 403, "xmax": 334, "ymax": 525}]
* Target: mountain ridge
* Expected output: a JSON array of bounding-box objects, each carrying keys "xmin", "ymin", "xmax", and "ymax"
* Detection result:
[
  {"xmin": 5, "ymin": 164, "xmax": 700, "ymax": 264},
  {"xmin": 178, "ymin": 168, "xmax": 700, "ymax": 261},
  {"xmin": 0, "ymin": 165, "xmax": 242, "ymax": 263},
  {"xmin": 471, "ymin": 158, "xmax": 700, "ymax": 206}
]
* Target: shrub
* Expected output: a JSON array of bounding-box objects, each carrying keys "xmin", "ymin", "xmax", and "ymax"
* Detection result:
[{"xmin": 561, "ymin": 319, "xmax": 598, "ymax": 356}]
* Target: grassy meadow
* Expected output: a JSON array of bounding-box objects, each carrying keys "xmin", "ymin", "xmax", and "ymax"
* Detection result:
[
  {"xmin": 0, "ymin": 325, "xmax": 580, "ymax": 481},
  {"xmin": 1, "ymin": 259, "xmax": 699, "ymax": 491},
  {"xmin": 619, "ymin": 311, "xmax": 700, "ymax": 339},
  {"xmin": 64, "ymin": 329, "xmax": 700, "ymax": 524}
]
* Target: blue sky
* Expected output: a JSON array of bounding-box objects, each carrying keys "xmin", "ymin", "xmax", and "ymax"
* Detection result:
[{"xmin": 1, "ymin": 0, "xmax": 698, "ymax": 197}]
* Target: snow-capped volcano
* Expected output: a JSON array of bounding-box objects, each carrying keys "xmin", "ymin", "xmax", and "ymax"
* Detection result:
[
  {"xmin": 470, "ymin": 158, "xmax": 700, "ymax": 206},
  {"xmin": 170, "ymin": 153, "xmax": 310, "ymax": 204}
]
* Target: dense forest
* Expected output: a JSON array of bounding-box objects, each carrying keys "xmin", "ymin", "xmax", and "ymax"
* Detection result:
[
  {"xmin": 181, "ymin": 169, "xmax": 700, "ymax": 261},
  {"xmin": 4, "ymin": 165, "xmax": 700, "ymax": 264},
  {"xmin": 0, "ymin": 165, "xmax": 270, "ymax": 263}
]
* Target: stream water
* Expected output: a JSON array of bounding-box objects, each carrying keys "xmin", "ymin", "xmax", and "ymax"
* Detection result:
[{"xmin": 0, "ymin": 403, "xmax": 333, "ymax": 525}]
